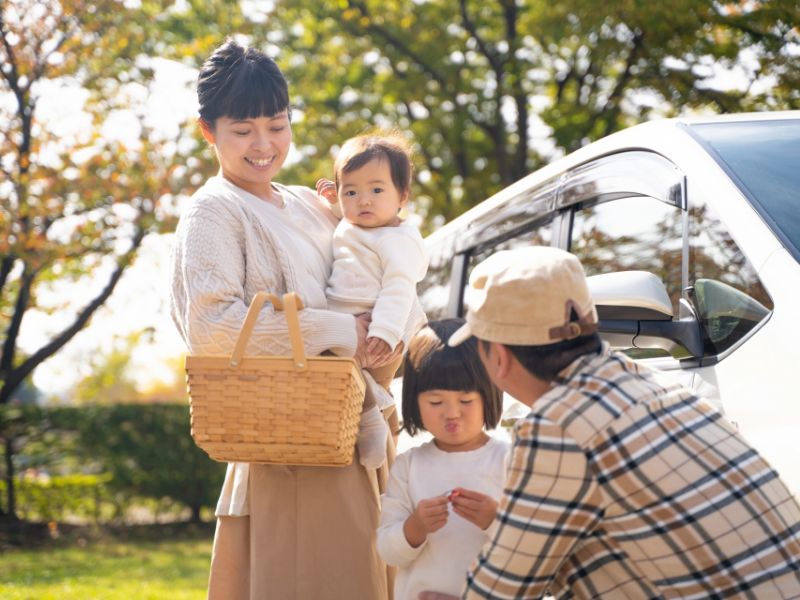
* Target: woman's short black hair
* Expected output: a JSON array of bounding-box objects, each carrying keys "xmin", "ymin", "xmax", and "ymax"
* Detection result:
[
  {"xmin": 401, "ymin": 318, "xmax": 503, "ymax": 436},
  {"xmin": 197, "ymin": 38, "xmax": 290, "ymax": 125}
]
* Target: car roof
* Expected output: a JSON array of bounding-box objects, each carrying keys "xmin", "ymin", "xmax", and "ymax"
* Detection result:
[{"xmin": 426, "ymin": 110, "xmax": 800, "ymax": 246}]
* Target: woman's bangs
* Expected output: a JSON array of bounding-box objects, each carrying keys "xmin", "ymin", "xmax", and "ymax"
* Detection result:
[{"xmin": 225, "ymin": 70, "xmax": 288, "ymax": 120}]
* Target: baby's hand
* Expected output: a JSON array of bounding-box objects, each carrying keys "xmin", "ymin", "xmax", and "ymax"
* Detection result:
[
  {"xmin": 449, "ymin": 487, "xmax": 498, "ymax": 531},
  {"xmin": 315, "ymin": 178, "xmax": 338, "ymax": 205},
  {"xmin": 366, "ymin": 337, "xmax": 393, "ymax": 367}
]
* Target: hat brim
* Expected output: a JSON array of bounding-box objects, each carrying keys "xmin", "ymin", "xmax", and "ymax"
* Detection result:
[{"xmin": 447, "ymin": 322, "xmax": 472, "ymax": 347}]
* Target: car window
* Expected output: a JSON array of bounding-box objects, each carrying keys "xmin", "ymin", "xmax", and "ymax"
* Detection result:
[
  {"xmin": 689, "ymin": 120, "xmax": 800, "ymax": 263},
  {"xmin": 419, "ymin": 234, "xmax": 456, "ymax": 321},
  {"xmin": 569, "ymin": 196, "xmax": 684, "ymax": 358},
  {"xmin": 463, "ymin": 221, "xmax": 553, "ymax": 312},
  {"xmin": 570, "ymin": 196, "xmax": 684, "ymax": 311},
  {"xmin": 687, "ymin": 202, "xmax": 773, "ymax": 356}
]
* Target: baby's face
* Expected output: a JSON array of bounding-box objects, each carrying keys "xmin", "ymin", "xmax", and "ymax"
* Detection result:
[{"xmin": 338, "ymin": 158, "xmax": 408, "ymax": 228}]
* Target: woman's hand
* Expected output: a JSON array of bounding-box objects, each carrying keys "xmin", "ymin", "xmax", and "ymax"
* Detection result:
[
  {"xmin": 449, "ymin": 487, "xmax": 498, "ymax": 530},
  {"xmin": 315, "ymin": 178, "xmax": 338, "ymax": 205},
  {"xmin": 366, "ymin": 338, "xmax": 404, "ymax": 369},
  {"xmin": 366, "ymin": 337, "xmax": 392, "ymax": 367},
  {"xmin": 418, "ymin": 593, "xmax": 458, "ymax": 600},
  {"xmin": 354, "ymin": 313, "xmax": 371, "ymax": 368},
  {"xmin": 403, "ymin": 495, "xmax": 449, "ymax": 548}
]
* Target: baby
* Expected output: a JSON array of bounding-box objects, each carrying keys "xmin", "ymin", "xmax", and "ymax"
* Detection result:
[{"xmin": 317, "ymin": 131, "xmax": 428, "ymax": 468}]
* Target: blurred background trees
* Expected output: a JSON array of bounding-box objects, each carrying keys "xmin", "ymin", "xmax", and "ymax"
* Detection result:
[
  {"xmin": 1, "ymin": 0, "xmax": 798, "ymax": 522},
  {"xmin": 264, "ymin": 0, "xmax": 799, "ymax": 226}
]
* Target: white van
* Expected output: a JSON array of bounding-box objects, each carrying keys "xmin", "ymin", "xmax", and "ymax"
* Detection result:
[{"xmin": 417, "ymin": 111, "xmax": 800, "ymax": 496}]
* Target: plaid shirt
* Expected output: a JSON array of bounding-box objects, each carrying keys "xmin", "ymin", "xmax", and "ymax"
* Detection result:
[{"xmin": 465, "ymin": 345, "xmax": 800, "ymax": 599}]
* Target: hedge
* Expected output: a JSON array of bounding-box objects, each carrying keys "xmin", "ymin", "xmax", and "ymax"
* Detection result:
[{"xmin": 0, "ymin": 403, "xmax": 226, "ymax": 523}]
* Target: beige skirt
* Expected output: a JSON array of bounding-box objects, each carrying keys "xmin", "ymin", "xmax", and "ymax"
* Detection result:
[{"xmin": 208, "ymin": 445, "xmax": 396, "ymax": 600}]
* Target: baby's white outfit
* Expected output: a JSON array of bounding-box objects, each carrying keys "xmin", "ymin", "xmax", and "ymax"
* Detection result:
[{"xmin": 327, "ymin": 219, "xmax": 428, "ymax": 467}]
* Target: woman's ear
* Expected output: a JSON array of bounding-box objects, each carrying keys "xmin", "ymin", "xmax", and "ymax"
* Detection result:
[{"xmin": 198, "ymin": 118, "xmax": 215, "ymax": 145}]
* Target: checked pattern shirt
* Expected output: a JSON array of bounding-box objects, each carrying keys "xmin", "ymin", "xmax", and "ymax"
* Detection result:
[{"xmin": 465, "ymin": 345, "xmax": 800, "ymax": 599}]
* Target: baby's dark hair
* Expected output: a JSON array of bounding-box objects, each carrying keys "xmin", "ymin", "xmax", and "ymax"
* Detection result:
[
  {"xmin": 197, "ymin": 38, "xmax": 290, "ymax": 125},
  {"xmin": 401, "ymin": 318, "xmax": 503, "ymax": 436},
  {"xmin": 334, "ymin": 131, "xmax": 413, "ymax": 200}
]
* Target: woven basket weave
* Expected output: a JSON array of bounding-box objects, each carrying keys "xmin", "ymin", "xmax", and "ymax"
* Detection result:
[{"xmin": 185, "ymin": 292, "xmax": 365, "ymax": 466}]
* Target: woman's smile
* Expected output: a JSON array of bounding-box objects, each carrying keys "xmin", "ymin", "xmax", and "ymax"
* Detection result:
[{"xmin": 245, "ymin": 156, "xmax": 275, "ymax": 168}]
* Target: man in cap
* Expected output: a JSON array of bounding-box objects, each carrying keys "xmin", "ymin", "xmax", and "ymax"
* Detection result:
[{"xmin": 422, "ymin": 246, "xmax": 800, "ymax": 599}]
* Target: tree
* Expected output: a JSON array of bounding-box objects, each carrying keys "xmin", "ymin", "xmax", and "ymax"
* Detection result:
[
  {"xmin": 0, "ymin": 0, "xmax": 233, "ymax": 519},
  {"xmin": 0, "ymin": 0, "xmax": 211, "ymax": 409},
  {"xmin": 258, "ymin": 0, "xmax": 799, "ymax": 228}
]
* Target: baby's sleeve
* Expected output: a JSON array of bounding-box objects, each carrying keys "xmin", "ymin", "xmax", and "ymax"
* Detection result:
[{"xmin": 368, "ymin": 228, "xmax": 429, "ymax": 349}]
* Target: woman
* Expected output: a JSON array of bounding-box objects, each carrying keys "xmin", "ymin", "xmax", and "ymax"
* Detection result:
[{"xmin": 170, "ymin": 38, "xmax": 401, "ymax": 599}]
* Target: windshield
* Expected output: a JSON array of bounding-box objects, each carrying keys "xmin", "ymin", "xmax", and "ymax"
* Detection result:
[{"xmin": 689, "ymin": 119, "xmax": 800, "ymax": 262}]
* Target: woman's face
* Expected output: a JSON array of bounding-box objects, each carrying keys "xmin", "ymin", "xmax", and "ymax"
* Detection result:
[
  {"xmin": 418, "ymin": 389, "xmax": 488, "ymax": 452},
  {"xmin": 200, "ymin": 112, "xmax": 292, "ymax": 199}
]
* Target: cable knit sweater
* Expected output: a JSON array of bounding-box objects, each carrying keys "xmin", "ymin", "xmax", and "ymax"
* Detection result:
[{"xmin": 169, "ymin": 175, "xmax": 359, "ymax": 515}]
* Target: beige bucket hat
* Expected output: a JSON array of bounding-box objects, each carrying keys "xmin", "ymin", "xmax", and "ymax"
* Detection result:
[{"xmin": 448, "ymin": 246, "xmax": 598, "ymax": 347}]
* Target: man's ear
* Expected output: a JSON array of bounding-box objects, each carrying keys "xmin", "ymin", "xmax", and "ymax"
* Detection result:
[
  {"xmin": 493, "ymin": 342, "xmax": 514, "ymax": 379},
  {"xmin": 198, "ymin": 118, "xmax": 215, "ymax": 145}
]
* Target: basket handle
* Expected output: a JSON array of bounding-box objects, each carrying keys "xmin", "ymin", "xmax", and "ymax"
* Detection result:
[{"xmin": 230, "ymin": 292, "xmax": 307, "ymax": 371}]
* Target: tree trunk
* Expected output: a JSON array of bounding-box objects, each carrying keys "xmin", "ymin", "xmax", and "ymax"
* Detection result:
[{"xmin": 2, "ymin": 437, "xmax": 16, "ymax": 521}]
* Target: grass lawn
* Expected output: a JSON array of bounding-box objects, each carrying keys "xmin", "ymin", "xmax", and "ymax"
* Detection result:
[{"xmin": 0, "ymin": 522, "xmax": 213, "ymax": 600}]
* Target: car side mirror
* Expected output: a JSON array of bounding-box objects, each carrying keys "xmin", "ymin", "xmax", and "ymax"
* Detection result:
[
  {"xmin": 687, "ymin": 278, "xmax": 770, "ymax": 354},
  {"xmin": 587, "ymin": 271, "xmax": 704, "ymax": 358}
]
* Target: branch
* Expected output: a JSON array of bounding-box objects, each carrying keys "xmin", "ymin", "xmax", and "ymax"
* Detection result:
[
  {"xmin": 344, "ymin": 1, "xmax": 450, "ymax": 90},
  {"xmin": 0, "ymin": 227, "xmax": 147, "ymax": 405},
  {"xmin": 0, "ymin": 256, "xmax": 13, "ymax": 295},
  {"xmin": 593, "ymin": 29, "xmax": 644, "ymax": 139},
  {"xmin": 459, "ymin": 0, "xmax": 503, "ymax": 74},
  {"xmin": 0, "ymin": 264, "xmax": 34, "ymax": 375}
]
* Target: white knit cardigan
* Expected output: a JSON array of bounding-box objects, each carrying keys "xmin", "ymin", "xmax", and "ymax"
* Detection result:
[{"xmin": 169, "ymin": 176, "xmax": 358, "ymax": 515}]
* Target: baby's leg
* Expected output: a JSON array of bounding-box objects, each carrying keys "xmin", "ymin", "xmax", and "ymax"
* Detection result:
[{"xmin": 357, "ymin": 372, "xmax": 390, "ymax": 469}]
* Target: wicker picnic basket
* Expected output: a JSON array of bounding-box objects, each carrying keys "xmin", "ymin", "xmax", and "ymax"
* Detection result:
[{"xmin": 184, "ymin": 291, "xmax": 366, "ymax": 467}]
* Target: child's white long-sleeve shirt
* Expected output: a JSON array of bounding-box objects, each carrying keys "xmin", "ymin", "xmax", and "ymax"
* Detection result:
[
  {"xmin": 377, "ymin": 437, "xmax": 510, "ymax": 600},
  {"xmin": 326, "ymin": 219, "xmax": 428, "ymax": 350}
]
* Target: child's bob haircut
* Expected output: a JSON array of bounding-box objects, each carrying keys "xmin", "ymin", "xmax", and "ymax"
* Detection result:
[
  {"xmin": 197, "ymin": 38, "xmax": 290, "ymax": 125},
  {"xmin": 401, "ymin": 318, "xmax": 503, "ymax": 436},
  {"xmin": 334, "ymin": 131, "xmax": 413, "ymax": 200}
]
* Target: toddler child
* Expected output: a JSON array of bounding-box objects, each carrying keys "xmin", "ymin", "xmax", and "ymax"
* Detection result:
[
  {"xmin": 317, "ymin": 131, "xmax": 428, "ymax": 469},
  {"xmin": 376, "ymin": 319, "xmax": 510, "ymax": 600}
]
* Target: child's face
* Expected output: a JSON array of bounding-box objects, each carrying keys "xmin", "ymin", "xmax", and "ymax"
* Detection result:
[
  {"xmin": 337, "ymin": 157, "xmax": 408, "ymax": 228},
  {"xmin": 418, "ymin": 389, "xmax": 488, "ymax": 452}
]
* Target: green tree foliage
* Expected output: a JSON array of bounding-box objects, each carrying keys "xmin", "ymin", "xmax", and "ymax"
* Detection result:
[{"xmin": 257, "ymin": 0, "xmax": 799, "ymax": 227}]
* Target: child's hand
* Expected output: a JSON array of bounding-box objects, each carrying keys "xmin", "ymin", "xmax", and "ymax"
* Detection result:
[
  {"xmin": 403, "ymin": 495, "xmax": 449, "ymax": 548},
  {"xmin": 315, "ymin": 178, "xmax": 338, "ymax": 205},
  {"xmin": 449, "ymin": 487, "xmax": 498, "ymax": 531},
  {"xmin": 366, "ymin": 337, "xmax": 393, "ymax": 367}
]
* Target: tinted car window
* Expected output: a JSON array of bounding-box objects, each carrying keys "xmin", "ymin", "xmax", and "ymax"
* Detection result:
[
  {"xmin": 570, "ymin": 196, "xmax": 684, "ymax": 311},
  {"xmin": 464, "ymin": 222, "xmax": 553, "ymax": 311},
  {"xmin": 690, "ymin": 120, "xmax": 800, "ymax": 262},
  {"xmin": 687, "ymin": 202, "xmax": 773, "ymax": 356}
]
